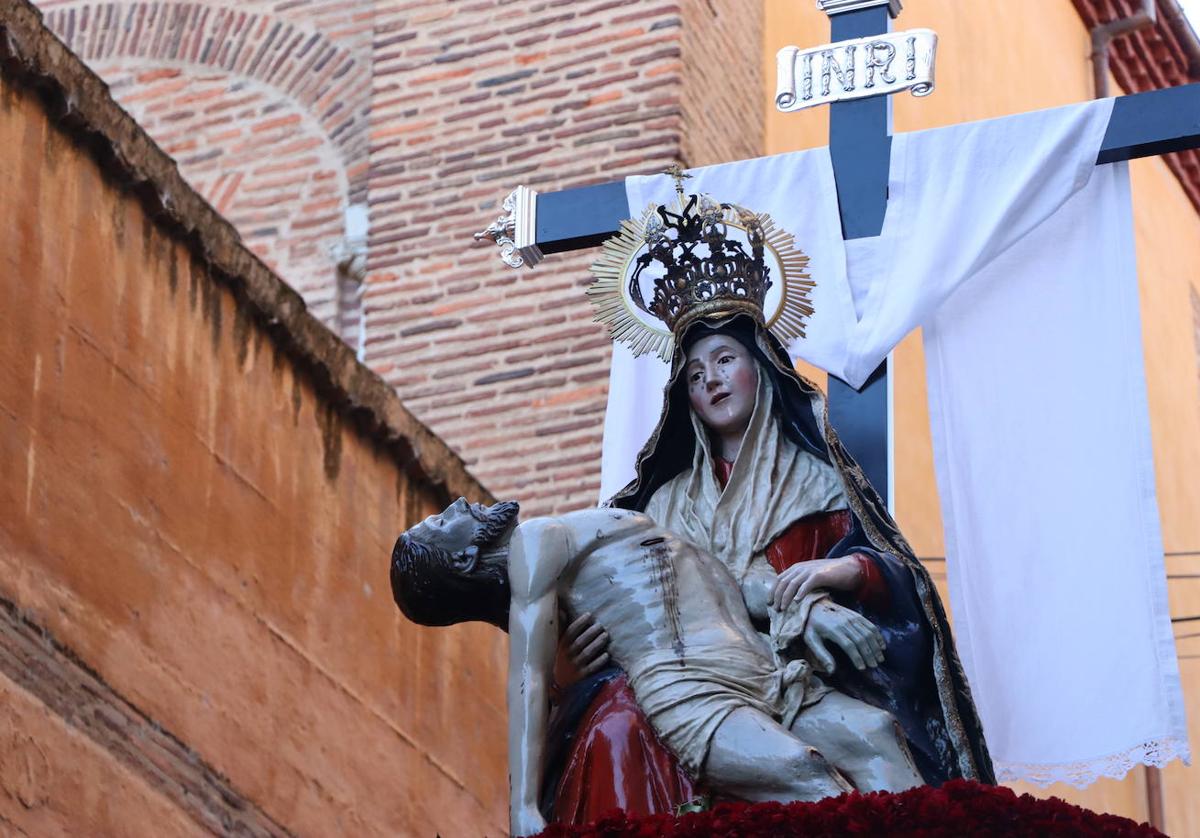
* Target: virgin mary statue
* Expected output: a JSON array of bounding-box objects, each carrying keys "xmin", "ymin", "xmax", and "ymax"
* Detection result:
[{"xmin": 542, "ymin": 185, "xmax": 993, "ymax": 824}]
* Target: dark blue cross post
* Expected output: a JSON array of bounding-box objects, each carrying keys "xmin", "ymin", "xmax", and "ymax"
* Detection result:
[
  {"xmin": 824, "ymin": 0, "xmax": 894, "ymax": 507},
  {"xmin": 521, "ymin": 5, "xmax": 1200, "ymax": 508}
]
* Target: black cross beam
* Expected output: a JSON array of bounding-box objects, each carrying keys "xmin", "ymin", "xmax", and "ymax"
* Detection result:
[{"xmin": 527, "ymin": 4, "xmax": 1200, "ymax": 505}]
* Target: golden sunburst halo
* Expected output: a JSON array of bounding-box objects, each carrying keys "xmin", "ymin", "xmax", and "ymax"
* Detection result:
[{"xmin": 587, "ymin": 203, "xmax": 814, "ymax": 362}]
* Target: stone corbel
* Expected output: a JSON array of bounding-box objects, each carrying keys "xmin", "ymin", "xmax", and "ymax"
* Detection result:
[{"xmin": 475, "ymin": 186, "xmax": 543, "ymax": 269}]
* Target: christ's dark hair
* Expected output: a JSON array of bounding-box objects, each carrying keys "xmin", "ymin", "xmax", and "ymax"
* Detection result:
[{"xmin": 389, "ymin": 501, "xmax": 518, "ymax": 631}]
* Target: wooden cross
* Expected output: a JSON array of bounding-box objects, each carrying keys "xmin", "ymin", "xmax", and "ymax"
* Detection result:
[{"xmin": 486, "ymin": 0, "xmax": 1200, "ymax": 506}]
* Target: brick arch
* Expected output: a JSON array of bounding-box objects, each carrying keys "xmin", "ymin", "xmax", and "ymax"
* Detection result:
[
  {"xmin": 93, "ymin": 61, "xmax": 352, "ymax": 325},
  {"xmin": 41, "ymin": 1, "xmax": 368, "ymax": 197}
]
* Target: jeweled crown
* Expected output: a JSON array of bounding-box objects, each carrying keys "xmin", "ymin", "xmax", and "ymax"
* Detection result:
[
  {"xmin": 587, "ymin": 167, "xmax": 813, "ymax": 363},
  {"xmin": 630, "ymin": 190, "xmax": 772, "ymax": 336}
]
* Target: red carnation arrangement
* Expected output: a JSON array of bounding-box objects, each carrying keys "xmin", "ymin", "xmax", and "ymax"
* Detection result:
[{"xmin": 536, "ymin": 780, "xmax": 1163, "ymax": 838}]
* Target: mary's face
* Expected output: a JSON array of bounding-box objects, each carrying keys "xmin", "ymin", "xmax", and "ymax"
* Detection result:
[{"xmin": 684, "ymin": 334, "xmax": 759, "ymax": 444}]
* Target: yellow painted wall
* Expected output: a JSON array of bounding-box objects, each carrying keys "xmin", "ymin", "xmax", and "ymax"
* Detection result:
[{"xmin": 764, "ymin": 1, "xmax": 1199, "ymax": 833}]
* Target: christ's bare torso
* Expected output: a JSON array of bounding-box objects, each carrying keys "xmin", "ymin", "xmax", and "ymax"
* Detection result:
[
  {"xmin": 552, "ymin": 509, "xmax": 771, "ymax": 670},
  {"xmin": 502, "ymin": 507, "xmax": 919, "ymax": 832}
]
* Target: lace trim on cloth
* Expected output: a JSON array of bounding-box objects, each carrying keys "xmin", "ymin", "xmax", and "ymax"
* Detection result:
[{"xmin": 994, "ymin": 737, "xmax": 1192, "ymax": 788}]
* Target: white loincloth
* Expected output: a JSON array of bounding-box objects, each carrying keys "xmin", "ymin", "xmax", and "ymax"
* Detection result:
[{"xmin": 624, "ymin": 643, "xmax": 821, "ymax": 778}]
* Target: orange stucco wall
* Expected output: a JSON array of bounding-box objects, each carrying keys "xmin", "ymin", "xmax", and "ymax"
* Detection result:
[
  {"xmin": 765, "ymin": 1, "xmax": 1199, "ymax": 832},
  {"xmin": 0, "ymin": 77, "xmax": 508, "ymax": 834}
]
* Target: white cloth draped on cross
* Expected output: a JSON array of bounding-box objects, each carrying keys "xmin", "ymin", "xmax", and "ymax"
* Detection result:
[{"xmin": 599, "ymin": 99, "xmax": 1191, "ymax": 786}]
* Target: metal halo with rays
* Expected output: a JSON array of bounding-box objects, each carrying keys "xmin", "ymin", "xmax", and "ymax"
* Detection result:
[{"xmin": 587, "ymin": 202, "xmax": 814, "ymax": 363}]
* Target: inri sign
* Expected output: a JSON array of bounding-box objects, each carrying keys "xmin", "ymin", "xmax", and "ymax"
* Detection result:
[{"xmin": 775, "ymin": 28, "xmax": 937, "ymax": 113}]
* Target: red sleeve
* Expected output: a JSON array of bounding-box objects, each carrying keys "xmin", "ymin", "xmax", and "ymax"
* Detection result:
[{"xmin": 854, "ymin": 554, "xmax": 889, "ymax": 611}]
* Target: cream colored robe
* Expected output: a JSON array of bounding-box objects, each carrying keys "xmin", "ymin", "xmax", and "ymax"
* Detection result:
[
  {"xmin": 643, "ymin": 372, "xmax": 847, "ymax": 584},
  {"xmin": 642, "ymin": 373, "xmax": 853, "ymax": 726}
]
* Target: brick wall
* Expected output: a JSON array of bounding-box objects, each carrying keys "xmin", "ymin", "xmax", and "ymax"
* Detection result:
[
  {"xmin": 680, "ymin": 0, "xmax": 764, "ymax": 168},
  {"xmin": 364, "ymin": 0, "xmax": 763, "ymax": 514},
  {"xmin": 366, "ymin": 1, "xmax": 684, "ymax": 514},
  {"xmin": 38, "ymin": 0, "xmax": 765, "ymax": 515},
  {"xmin": 40, "ymin": 0, "xmax": 373, "ymax": 330}
]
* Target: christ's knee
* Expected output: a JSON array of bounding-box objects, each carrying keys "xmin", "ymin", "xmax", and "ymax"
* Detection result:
[
  {"xmin": 777, "ymin": 745, "xmax": 852, "ymax": 802},
  {"xmin": 705, "ymin": 710, "xmax": 851, "ymax": 803},
  {"xmin": 783, "ymin": 745, "xmax": 834, "ymax": 784},
  {"xmin": 856, "ymin": 707, "xmax": 905, "ymax": 749},
  {"xmin": 844, "ymin": 706, "xmax": 923, "ymax": 792}
]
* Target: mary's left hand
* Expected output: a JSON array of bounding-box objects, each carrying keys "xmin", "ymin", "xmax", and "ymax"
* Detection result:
[{"xmin": 771, "ymin": 555, "xmax": 865, "ymax": 611}]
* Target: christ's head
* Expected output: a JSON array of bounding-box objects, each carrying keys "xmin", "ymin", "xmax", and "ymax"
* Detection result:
[{"xmin": 390, "ymin": 498, "xmax": 520, "ymax": 630}]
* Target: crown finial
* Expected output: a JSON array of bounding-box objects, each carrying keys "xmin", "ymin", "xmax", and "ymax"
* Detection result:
[{"xmin": 663, "ymin": 164, "xmax": 692, "ymax": 207}]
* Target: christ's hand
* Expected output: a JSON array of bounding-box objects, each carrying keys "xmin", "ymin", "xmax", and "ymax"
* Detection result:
[
  {"xmin": 803, "ymin": 600, "xmax": 886, "ymax": 673},
  {"xmin": 512, "ymin": 805, "xmax": 546, "ymax": 837}
]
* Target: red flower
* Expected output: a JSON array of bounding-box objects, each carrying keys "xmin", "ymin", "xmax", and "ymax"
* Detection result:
[{"xmin": 536, "ymin": 781, "xmax": 1163, "ymax": 838}]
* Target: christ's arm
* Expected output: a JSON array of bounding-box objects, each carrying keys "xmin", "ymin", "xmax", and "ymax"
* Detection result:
[{"xmin": 506, "ymin": 518, "xmax": 571, "ymax": 837}]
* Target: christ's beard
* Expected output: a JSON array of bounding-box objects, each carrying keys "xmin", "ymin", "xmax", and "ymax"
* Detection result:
[{"xmin": 473, "ymin": 499, "xmax": 520, "ymax": 550}]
